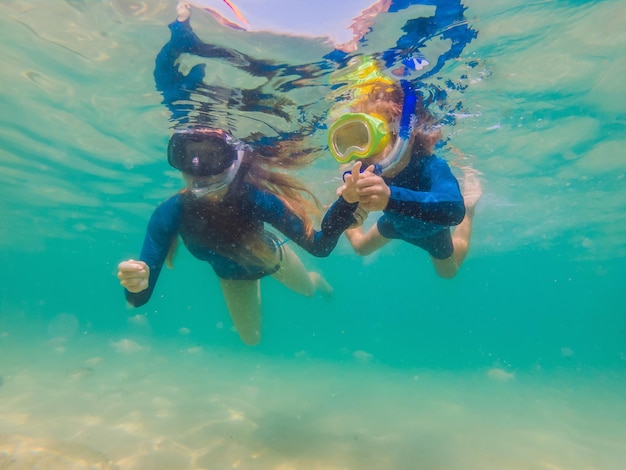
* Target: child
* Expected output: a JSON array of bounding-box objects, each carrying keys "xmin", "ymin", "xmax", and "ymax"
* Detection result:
[{"xmin": 333, "ymin": 76, "xmax": 482, "ymax": 278}]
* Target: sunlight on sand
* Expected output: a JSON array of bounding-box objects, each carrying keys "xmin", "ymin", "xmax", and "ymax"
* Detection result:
[{"xmin": 0, "ymin": 333, "xmax": 625, "ymax": 469}]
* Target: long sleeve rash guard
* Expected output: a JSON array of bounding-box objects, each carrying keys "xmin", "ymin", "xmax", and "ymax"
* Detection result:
[
  {"xmin": 382, "ymin": 154, "xmax": 465, "ymax": 229},
  {"xmin": 125, "ymin": 189, "xmax": 357, "ymax": 307}
]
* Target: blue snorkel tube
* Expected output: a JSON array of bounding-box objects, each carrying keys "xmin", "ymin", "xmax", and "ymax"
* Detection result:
[{"xmin": 374, "ymin": 80, "xmax": 417, "ymax": 176}]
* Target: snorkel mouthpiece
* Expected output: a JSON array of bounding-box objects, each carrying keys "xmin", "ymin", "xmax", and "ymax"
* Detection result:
[{"xmin": 191, "ymin": 179, "xmax": 213, "ymax": 198}]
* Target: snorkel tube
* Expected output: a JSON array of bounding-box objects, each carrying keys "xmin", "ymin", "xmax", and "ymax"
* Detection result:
[{"xmin": 374, "ymin": 80, "xmax": 416, "ymax": 176}]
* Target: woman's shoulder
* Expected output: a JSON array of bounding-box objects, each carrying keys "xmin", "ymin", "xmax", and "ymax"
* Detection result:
[
  {"xmin": 244, "ymin": 183, "xmax": 283, "ymax": 207},
  {"xmin": 154, "ymin": 191, "xmax": 184, "ymax": 214}
]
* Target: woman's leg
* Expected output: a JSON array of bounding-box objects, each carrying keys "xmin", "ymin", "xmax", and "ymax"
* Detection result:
[
  {"xmin": 271, "ymin": 244, "xmax": 333, "ymax": 298},
  {"xmin": 219, "ymin": 278, "xmax": 262, "ymax": 346},
  {"xmin": 344, "ymin": 224, "xmax": 391, "ymax": 256}
]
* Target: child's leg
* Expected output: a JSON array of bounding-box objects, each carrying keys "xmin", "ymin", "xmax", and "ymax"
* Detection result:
[
  {"xmin": 219, "ymin": 278, "xmax": 262, "ymax": 346},
  {"xmin": 432, "ymin": 167, "xmax": 482, "ymax": 278},
  {"xmin": 271, "ymin": 244, "xmax": 332, "ymax": 297},
  {"xmin": 345, "ymin": 224, "xmax": 391, "ymax": 256}
]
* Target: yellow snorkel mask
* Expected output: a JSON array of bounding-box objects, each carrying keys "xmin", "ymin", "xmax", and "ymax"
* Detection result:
[
  {"xmin": 328, "ymin": 113, "xmax": 391, "ymax": 163},
  {"xmin": 327, "ymin": 56, "xmax": 418, "ymax": 175}
]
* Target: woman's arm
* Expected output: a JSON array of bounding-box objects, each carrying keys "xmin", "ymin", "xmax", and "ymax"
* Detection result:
[
  {"xmin": 122, "ymin": 196, "xmax": 182, "ymax": 307},
  {"xmin": 253, "ymin": 187, "xmax": 358, "ymax": 257},
  {"xmin": 154, "ymin": 5, "xmax": 275, "ymax": 120},
  {"xmin": 153, "ymin": 13, "xmax": 208, "ymax": 120}
]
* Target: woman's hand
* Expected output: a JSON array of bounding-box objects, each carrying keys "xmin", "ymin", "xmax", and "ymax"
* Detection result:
[
  {"xmin": 177, "ymin": 2, "xmax": 191, "ymax": 22},
  {"xmin": 337, "ymin": 161, "xmax": 363, "ymax": 203},
  {"xmin": 117, "ymin": 259, "xmax": 150, "ymax": 293}
]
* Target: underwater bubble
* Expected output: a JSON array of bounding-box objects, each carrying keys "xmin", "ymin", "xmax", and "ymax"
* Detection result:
[
  {"xmin": 487, "ymin": 368, "xmax": 515, "ymax": 382},
  {"xmin": 110, "ymin": 338, "xmax": 145, "ymax": 353},
  {"xmin": 127, "ymin": 314, "xmax": 149, "ymax": 326},
  {"xmin": 353, "ymin": 350, "xmax": 373, "ymax": 363}
]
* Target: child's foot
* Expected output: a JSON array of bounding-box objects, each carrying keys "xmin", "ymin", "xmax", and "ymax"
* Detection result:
[
  {"xmin": 311, "ymin": 272, "xmax": 334, "ymax": 300},
  {"xmin": 460, "ymin": 166, "xmax": 483, "ymax": 215}
]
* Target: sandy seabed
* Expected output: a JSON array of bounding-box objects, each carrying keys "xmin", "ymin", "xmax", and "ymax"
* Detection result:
[{"xmin": 0, "ymin": 331, "xmax": 625, "ymax": 470}]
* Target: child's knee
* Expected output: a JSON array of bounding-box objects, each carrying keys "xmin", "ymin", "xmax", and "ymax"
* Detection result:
[
  {"xmin": 432, "ymin": 257, "xmax": 459, "ymax": 279},
  {"xmin": 352, "ymin": 245, "xmax": 372, "ymax": 256}
]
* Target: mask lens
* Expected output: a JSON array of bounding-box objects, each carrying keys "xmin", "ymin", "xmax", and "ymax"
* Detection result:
[
  {"xmin": 334, "ymin": 121, "xmax": 371, "ymax": 156},
  {"xmin": 329, "ymin": 113, "xmax": 390, "ymax": 163},
  {"xmin": 168, "ymin": 132, "xmax": 236, "ymax": 177}
]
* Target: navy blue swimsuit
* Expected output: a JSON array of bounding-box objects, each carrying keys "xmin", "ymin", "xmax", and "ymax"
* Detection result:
[
  {"xmin": 377, "ymin": 154, "xmax": 465, "ymax": 259},
  {"xmin": 126, "ymin": 187, "xmax": 357, "ymax": 307}
]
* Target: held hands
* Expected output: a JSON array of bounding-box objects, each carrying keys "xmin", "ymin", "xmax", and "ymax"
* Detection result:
[
  {"xmin": 338, "ymin": 161, "xmax": 365, "ymax": 203},
  {"xmin": 117, "ymin": 259, "xmax": 150, "ymax": 293},
  {"xmin": 338, "ymin": 161, "xmax": 391, "ymax": 212}
]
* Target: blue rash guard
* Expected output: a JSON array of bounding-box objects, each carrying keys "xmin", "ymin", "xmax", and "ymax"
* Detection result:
[
  {"xmin": 126, "ymin": 187, "xmax": 357, "ymax": 307},
  {"xmin": 377, "ymin": 153, "xmax": 465, "ymax": 259}
]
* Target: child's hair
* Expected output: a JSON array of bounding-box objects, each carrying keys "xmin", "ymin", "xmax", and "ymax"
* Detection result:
[{"xmin": 352, "ymin": 81, "xmax": 441, "ymax": 164}]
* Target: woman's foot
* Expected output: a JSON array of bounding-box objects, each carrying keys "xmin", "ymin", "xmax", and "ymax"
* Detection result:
[{"xmin": 177, "ymin": 2, "xmax": 190, "ymax": 22}]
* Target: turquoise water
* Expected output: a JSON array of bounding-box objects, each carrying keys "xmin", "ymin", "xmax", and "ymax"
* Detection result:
[{"xmin": 1, "ymin": 1, "xmax": 625, "ymax": 468}]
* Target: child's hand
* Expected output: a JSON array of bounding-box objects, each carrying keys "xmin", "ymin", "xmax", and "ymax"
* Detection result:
[
  {"xmin": 358, "ymin": 164, "xmax": 376, "ymax": 178},
  {"xmin": 118, "ymin": 259, "xmax": 150, "ymax": 293},
  {"xmin": 354, "ymin": 172, "xmax": 391, "ymax": 211},
  {"xmin": 338, "ymin": 161, "xmax": 376, "ymax": 204}
]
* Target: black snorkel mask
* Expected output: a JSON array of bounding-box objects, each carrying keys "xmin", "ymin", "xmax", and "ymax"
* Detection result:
[{"xmin": 168, "ymin": 128, "xmax": 245, "ymax": 197}]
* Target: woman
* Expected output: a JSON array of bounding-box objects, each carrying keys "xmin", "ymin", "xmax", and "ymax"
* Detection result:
[
  {"xmin": 118, "ymin": 127, "xmax": 360, "ymax": 345},
  {"xmin": 119, "ymin": 3, "xmax": 362, "ymax": 345}
]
